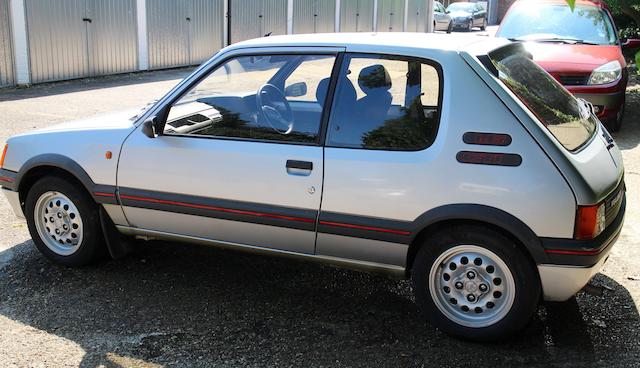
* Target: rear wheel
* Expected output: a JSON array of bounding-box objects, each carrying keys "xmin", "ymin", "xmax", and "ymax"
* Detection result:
[
  {"xmin": 446, "ymin": 21, "xmax": 453, "ymax": 34},
  {"xmin": 412, "ymin": 226, "xmax": 540, "ymax": 341},
  {"xmin": 25, "ymin": 176, "xmax": 106, "ymax": 266}
]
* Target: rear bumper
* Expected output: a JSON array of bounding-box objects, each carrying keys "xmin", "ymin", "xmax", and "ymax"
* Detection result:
[
  {"xmin": 537, "ymin": 195, "xmax": 625, "ymax": 301},
  {"xmin": 538, "ymin": 251, "xmax": 611, "ymax": 301}
]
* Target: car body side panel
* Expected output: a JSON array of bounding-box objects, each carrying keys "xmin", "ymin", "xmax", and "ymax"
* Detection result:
[
  {"xmin": 461, "ymin": 50, "xmax": 624, "ymax": 205},
  {"xmin": 2, "ymin": 114, "xmax": 136, "ymax": 189},
  {"xmin": 117, "ymin": 128, "xmax": 323, "ymax": 254},
  {"xmin": 317, "ymin": 50, "xmax": 576, "ymax": 269}
]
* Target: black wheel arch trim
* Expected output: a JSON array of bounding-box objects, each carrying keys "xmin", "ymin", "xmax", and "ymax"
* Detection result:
[
  {"xmin": 409, "ymin": 204, "xmax": 549, "ymax": 265},
  {"xmin": 9, "ymin": 154, "xmax": 117, "ymax": 205}
]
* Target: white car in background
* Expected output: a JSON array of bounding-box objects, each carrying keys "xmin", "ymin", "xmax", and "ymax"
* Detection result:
[{"xmin": 434, "ymin": 1, "xmax": 453, "ymax": 33}]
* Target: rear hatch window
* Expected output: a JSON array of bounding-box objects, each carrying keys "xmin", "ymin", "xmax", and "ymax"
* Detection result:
[{"xmin": 487, "ymin": 44, "xmax": 597, "ymax": 151}]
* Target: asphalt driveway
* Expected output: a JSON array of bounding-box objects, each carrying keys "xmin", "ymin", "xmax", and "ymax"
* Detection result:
[{"xmin": 0, "ymin": 67, "xmax": 639, "ymax": 368}]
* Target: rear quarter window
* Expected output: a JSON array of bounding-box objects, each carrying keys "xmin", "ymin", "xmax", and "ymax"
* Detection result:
[{"xmin": 488, "ymin": 45, "xmax": 597, "ymax": 151}]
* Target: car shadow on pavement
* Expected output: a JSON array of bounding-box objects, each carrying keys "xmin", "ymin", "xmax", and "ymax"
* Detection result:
[{"xmin": 1, "ymin": 240, "xmax": 639, "ymax": 367}]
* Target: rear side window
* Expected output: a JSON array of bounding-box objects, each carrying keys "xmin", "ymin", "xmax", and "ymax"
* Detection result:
[
  {"xmin": 326, "ymin": 53, "xmax": 442, "ymax": 150},
  {"xmin": 489, "ymin": 45, "xmax": 597, "ymax": 151}
]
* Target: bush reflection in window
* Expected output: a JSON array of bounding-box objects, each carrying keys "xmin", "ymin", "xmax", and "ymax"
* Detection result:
[
  {"xmin": 327, "ymin": 54, "xmax": 442, "ymax": 151},
  {"xmin": 164, "ymin": 54, "xmax": 337, "ymax": 144}
]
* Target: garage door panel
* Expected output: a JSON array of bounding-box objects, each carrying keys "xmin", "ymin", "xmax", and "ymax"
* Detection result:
[
  {"xmin": 147, "ymin": 0, "xmax": 190, "ymax": 69},
  {"xmin": 26, "ymin": 0, "xmax": 89, "ymax": 83},
  {"xmin": 340, "ymin": 0, "xmax": 374, "ymax": 32},
  {"xmin": 0, "ymin": 0, "xmax": 15, "ymax": 87},
  {"xmin": 88, "ymin": 0, "xmax": 138, "ymax": 76},
  {"xmin": 189, "ymin": 0, "xmax": 224, "ymax": 64}
]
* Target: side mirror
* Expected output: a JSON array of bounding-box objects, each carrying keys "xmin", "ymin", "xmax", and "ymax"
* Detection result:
[
  {"xmin": 445, "ymin": 10, "xmax": 450, "ymax": 13},
  {"xmin": 142, "ymin": 117, "xmax": 159, "ymax": 138},
  {"xmin": 622, "ymin": 38, "xmax": 640, "ymax": 50},
  {"xmin": 285, "ymin": 82, "xmax": 307, "ymax": 98}
]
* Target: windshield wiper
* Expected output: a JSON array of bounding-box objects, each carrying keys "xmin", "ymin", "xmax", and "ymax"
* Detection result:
[{"xmin": 508, "ymin": 37, "xmax": 599, "ymax": 45}]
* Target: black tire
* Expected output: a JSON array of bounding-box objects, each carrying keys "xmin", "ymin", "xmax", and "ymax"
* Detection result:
[
  {"xmin": 412, "ymin": 225, "xmax": 540, "ymax": 341},
  {"xmin": 25, "ymin": 176, "xmax": 106, "ymax": 266},
  {"xmin": 480, "ymin": 18, "xmax": 486, "ymax": 31},
  {"xmin": 446, "ymin": 21, "xmax": 453, "ymax": 34},
  {"xmin": 467, "ymin": 20, "xmax": 474, "ymax": 32}
]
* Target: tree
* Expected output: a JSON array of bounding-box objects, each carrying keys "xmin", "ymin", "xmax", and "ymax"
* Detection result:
[
  {"xmin": 567, "ymin": 0, "xmax": 640, "ymax": 27},
  {"xmin": 604, "ymin": 0, "xmax": 640, "ymax": 27}
]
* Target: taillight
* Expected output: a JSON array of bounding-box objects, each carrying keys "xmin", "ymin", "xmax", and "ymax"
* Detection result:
[
  {"xmin": 575, "ymin": 203, "xmax": 606, "ymax": 240},
  {"xmin": 0, "ymin": 144, "xmax": 7, "ymax": 168}
]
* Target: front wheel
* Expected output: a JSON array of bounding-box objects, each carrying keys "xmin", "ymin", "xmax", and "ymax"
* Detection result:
[
  {"xmin": 25, "ymin": 176, "xmax": 106, "ymax": 266},
  {"xmin": 412, "ymin": 226, "xmax": 540, "ymax": 341},
  {"xmin": 446, "ymin": 21, "xmax": 453, "ymax": 34},
  {"xmin": 480, "ymin": 18, "xmax": 487, "ymax": 31},
  {"xmin": 467, "ymin": 20, "xmax": 474, "ymax": 32}
]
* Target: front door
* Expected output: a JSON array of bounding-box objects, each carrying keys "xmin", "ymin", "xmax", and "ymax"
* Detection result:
[{"xmin": 117, "ymin": 50, "xmax": 340, "ymax": 254}]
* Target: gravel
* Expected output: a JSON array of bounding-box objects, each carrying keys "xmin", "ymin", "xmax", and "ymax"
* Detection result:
[{"xmin": 1, "ymin": 66, "xmax": 640, "ymax": 368}]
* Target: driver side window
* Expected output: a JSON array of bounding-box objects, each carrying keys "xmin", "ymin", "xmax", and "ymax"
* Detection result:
[{"xmin": 164, "ymin": 54, "xmax": 337, "ymax": 144}]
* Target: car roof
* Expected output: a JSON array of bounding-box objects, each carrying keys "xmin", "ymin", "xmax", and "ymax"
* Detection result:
[{"xmin": 228, "ymin": 32, "xmax": 509, "ymax": 55}]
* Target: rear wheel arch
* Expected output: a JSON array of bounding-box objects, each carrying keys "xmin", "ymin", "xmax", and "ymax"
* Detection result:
[{"xmin": 406, "ymin": 204, "xmax": 547, "ymax": 277}]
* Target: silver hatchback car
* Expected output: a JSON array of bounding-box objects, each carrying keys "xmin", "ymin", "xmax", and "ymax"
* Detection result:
[{"xmin": 0, "ymin": 33, "xmax": 625, "ymax": 341}]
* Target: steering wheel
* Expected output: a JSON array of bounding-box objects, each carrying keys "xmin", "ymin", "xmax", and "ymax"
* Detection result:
[{"xmin": 256, "ymin": 83, "xmax": 294, "ymax": 135}]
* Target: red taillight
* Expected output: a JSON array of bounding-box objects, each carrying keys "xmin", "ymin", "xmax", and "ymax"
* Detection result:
[
  {"xmin": 575, "ymin": 203, "xmax": 606, "ymax": 240},
  {"xmin": 0, "ymin": 144, "xmax": 7, "ymax": 169}
]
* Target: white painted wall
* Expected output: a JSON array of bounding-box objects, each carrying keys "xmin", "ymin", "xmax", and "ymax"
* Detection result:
[{"xmin": 9, "ymin": 0, "xmax": 29, "ymax": 85}]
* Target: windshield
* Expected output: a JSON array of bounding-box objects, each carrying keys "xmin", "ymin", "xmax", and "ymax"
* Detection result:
[
  {"xmin": 447, "ymin": 3, "xmax": 475, "ymax": 12},
  {"xmin": 489, "ymin": 44, "xmax": 597, "ymax": 151},
  {"xmin": 497, "ymin": 4, "xmax": 617, "ymax": 45}
]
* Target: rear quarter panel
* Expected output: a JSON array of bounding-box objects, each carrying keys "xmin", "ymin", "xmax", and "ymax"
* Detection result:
[{"xmin": 322, "ymin": 47, "xmax": 576, "ymax": 240}]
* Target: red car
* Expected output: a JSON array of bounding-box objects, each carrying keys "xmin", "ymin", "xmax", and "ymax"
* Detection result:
[{"xmin": 496, "ymin": 0, "xmax": 640, "ymax": 131}]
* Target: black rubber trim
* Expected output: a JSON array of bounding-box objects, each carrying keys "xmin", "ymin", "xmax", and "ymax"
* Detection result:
[
  {"xmin": 286, "ymin": 160, "xmax": 313, "ymax": 170},
  {"xmin": 463, "ymin": 132, "xmax": 512, "ymax": 146},
  {"xmin": 11, "ymin": 154, "xmax": 118, "ymax": 204},
  {"xmin": 410, "ymin": 204, "xmax": 548, "ymax": 264},
  {"xmin": 93, "ymin": 184, "xmax": 119, "ymax": 205},
  {"xmin": 118, "ymin": 187, "xmax": 318, "ymax": 232},
  {"xmin": 541, "ymin": 196, "xmax": 625, "ymax": 267},
  {"xmin": 0, "ymin": 168, "xmax": 18, "ymax": 191},
  {"xmin": 318, "ymin": 212, "xmax": 413, "ymax": 244}
]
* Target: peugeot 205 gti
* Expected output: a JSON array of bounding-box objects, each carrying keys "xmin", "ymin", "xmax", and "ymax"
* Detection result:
[{"xmin": 0, "ymin": 33, "xmax": 625, "ymax": 340}]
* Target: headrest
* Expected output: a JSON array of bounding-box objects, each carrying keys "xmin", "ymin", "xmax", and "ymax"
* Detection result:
[
  {"xmin": 358, "ymin": 64, "xmax": 392, "ymax": 94},
  {"xmin": 316, "ymin": 78, "xmax": 330, "ymax": 104},
  {"xmin": 316, "ymin": 77, "xmax": 358, "ymax": 105}
]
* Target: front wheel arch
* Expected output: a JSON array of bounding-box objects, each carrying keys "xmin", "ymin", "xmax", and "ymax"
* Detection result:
[{"xmin": 15, "ymin": 154, "xmax": 103, "ymax": 208}]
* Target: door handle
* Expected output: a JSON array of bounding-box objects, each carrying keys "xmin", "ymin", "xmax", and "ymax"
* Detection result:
[
  {"xmin": 286, "ymin": 160, "xmax": 313, "ymax": 170},
  {"xmin": 82, "ymin": 18, "xmax": 92, "ymax": 23}
]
